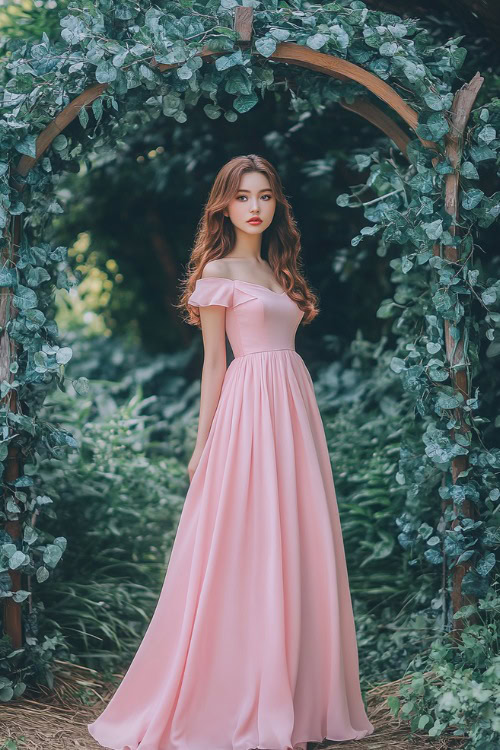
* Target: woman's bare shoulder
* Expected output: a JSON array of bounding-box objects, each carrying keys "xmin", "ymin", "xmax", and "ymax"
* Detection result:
[{"xmin": 201, "ymin": 259, "xmax": 231, "ymax": 281}]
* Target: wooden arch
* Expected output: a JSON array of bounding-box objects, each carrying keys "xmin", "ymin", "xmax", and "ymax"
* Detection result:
[
  {"xmin": 12, "ymin": 8, "xmax": 437, "ymax": 187},
  {"xmin": 3, "ymin": 7, "xmax": 484, "ymax": 647}
]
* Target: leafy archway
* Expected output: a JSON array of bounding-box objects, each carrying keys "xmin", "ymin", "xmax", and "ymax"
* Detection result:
[{"xmin": 1, "ymin": 0, "xmax": 499, "ymax": 724}]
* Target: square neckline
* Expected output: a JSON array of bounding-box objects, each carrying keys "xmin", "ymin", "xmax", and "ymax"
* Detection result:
[{"xmin": 204, "ymin": 276, "xmax": 286, "ymax": 296}]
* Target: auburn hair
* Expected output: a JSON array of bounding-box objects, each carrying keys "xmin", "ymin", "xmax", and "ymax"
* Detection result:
[{"xmin": 177, "ymin": 154, "xmax": 319, "ymax": 328}]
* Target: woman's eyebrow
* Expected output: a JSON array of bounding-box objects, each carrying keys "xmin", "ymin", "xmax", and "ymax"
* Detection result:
[{"xmin": 237, "ymin": 189, "xmax": 272, "ymax": 193}]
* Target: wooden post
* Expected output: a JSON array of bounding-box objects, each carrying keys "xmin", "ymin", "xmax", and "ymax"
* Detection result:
[
  {"xmin": 1, "ymin": 206, "xmax": 23, "ymax": 648},
  {"xmin": 434, "ymin": 72, "xmax": 484, "ymax": 635},
  {"xmin": 234, "ymin": 6, "xmax": 253, "ymax": 42}
]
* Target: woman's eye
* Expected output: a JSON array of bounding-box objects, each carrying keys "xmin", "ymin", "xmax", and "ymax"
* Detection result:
[{"xmin": 236, "ymin": 195, "xmax": 272, "ymax": 201}]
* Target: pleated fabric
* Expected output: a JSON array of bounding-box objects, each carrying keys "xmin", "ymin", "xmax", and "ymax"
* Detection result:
[{"xmin": 88, "ymin": 278, "xmax": 374, "ymax": 750}]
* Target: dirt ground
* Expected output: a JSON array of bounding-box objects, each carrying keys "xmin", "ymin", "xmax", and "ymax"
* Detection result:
[{"xmin": 0, "ymin": 660, "xmax": 468, "ymax": 750}]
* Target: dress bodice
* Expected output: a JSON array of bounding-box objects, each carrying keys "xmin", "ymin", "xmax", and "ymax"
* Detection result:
[{"xmin": 187, "ymin": 277, "xmax": 304, "ymax": 358}]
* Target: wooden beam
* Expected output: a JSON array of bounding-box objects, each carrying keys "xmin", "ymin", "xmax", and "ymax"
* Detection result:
[
  {"xmin": 339, "ymin": 96, "xmax": 411, "ymax": 158},
  {"xmin": 270, "ymin": 43, "xmax": 426, "ymax": 142},
  {"xmin": 13, "ymin": 38, "xmax": 426, "ymax": 180}
]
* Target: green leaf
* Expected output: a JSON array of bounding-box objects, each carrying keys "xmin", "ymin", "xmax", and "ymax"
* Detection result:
[
  {"xmin": 36, "ymin": 566, "xmax": 50, "ymax": 583},
  {"xmin": 255, "ymin": 36, "xmax": 278, "ymax": 57},
  {"xmin": 15, "ymin": 135, "xmax": 37, "ymax": 158},
  {"xmin": 306, "ymin": 34, "xmax": 329, "ymax": 50},
  {"xmin": 377, "ymin": 299, "xmax": 396, "ymax": 318},
  {"xmin": 225, "ymin": 69, "xmax": 253, "ymax": 96},
  {"xmin": 27, "ymin": 267, "xmax": 51, "ymax": 287},
  {"xmin": 379, "ymin": 41, "xmax": 398, "ymax": 56},
  {"xmin": 13, "ymin": 285, "xmax": 37, "ymax": 310},
  {"xmin": 233, "ymin": 93, "xmax": 259, "ymax": 113},
  {"xmin": 56, "ymin": 346, "xmax": 73, "ymax": 364},
  {"xmin": 12, "ymin": 590, "xmax": 31, "ymax": 603},
  {"xmin": 204, "ymin": 104, "xmax": 222, "ymax": 119},
  {"xmin": 73, "ymin": 376, "xmax": 90, "ymax": 395},
  {"xmin": 424, "ymin": 548, "xmax": 443, "ymax": 564},
  {"xmin": 92, "ymin": 98, "xmax": 103, "ymax": 123},
  {"xmin": 78, "ymin": 106, "xmax": 89, "ymax": 128},
  {"xmin": 426, "ymin": 342, "xmax": 441, "ymax": 354},
  {"xmin": 423, "ymin": 219, "xmax": 443, "ymax": 239},
  {"xmin": 52, "ymin": 134, "xmax": 68, "ymax": 151},
  {"xmin": 0, "ymin": 686, "xmax": 14, "ymax": 702},
  {"xmin": 270, "ymin": 28, "xmax": 290, "ymax": 42},
  {"xmin": 215, "ymin": 50, "xmax": 244, "ymax": 70},
  {"xmin": 139, "ymin": 64, "xmax": 155, "ymax": 81},
  {"xmin": 95, "ymin": 61, "xmax": 117, "ymax": 83},
  {"xmin": 423, "ymin": 92, "xmax": 452, "ymax": 111},
  {"xmin": 435, "ymin": 391, "xmax": 464, "ymax": 409},
  {"xmin": 418, "ymin": 715, "xmax": 432, "ymax": 730},
  {"xmin": 177, "ymin": 64, "xmax": 193, "ymax": 80},
  {"xmin": 386, "ymin": 695, "xmax": 400, "ymax": 716},
  {"xmin": 477, "ymin": 125, "xmax": 496, "ymax": 145},
  {"xmin": 9, "ymin": 551, "xmax": 26, "ymax": 569},
  {"xmin": 460, "ymin": 161, "xmax": 479, "ymax": 179},
  {"xmin": 481, "ymin": 287, "xmax": 497, "ymax": 305},
  {"xmin": 47, "ymin": 201, "xmax": 64, "ymax": 214},
  {"xmin": 0, "ymin": 268, "xmax": 17, "ymax": 287},
  {"xmin": 432, "ymin": 290, "xmax": 453, "ymax": 312},
  {"xmin": 43, "ymin": 543, "xmax": 63, "ymax": 568},
  {"xmin": 23, "ymin": 525, "xmax": 39, "ymax": 544},
  {"xmin": 476, "ymin": 552, "xmax": 495, "ymax": 576},
  {"xmin": 461, "ymin": 189, "xmax": 484, "ymax": 210},
  {"xmin": 401, "ymin": 256, "xmax": 413, "ymax": 273},
  {"xmin": 469, "ymin": 144, "xmax": 496, "ymax": 163},
  {"xmin": 453, "ymin": 604, "xmax": 477, "ymax": 619},
  {"xmin": 114, "ymin": 4, "xmax": 137, "ymax": 20},
  {"xmin": 330, "ymin": 25, "xmax": 349, "ymax": 50},
  {"xmin": 416, "ymin": 113, "xmax": 449, "ymax": 140},
  {"xmin": 60, "ymin": 15, "xmax": 86, "ymax": 45},
  {"xmin": 390, "ymin": 356, "xmax": 406, "ymax": 373}
]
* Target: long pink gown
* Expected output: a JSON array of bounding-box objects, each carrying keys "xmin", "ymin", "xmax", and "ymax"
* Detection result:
[{"xmin": 87, "ymin": 276, "xmax": 375, "ymax": 750}]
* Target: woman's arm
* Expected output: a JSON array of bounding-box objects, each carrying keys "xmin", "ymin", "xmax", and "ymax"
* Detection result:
[
  {"xmin": 194, "ymin": 303, "xmax": 227, "ymax": 453},
  {"xmin": 187, "ymin": 270, "xmax": 228, "ymax": 482}
]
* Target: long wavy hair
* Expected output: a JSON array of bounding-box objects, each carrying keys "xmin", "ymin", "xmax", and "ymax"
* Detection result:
[{"xmin": 177, "ymin": 154, "xmax": 319, "ymax": 328}]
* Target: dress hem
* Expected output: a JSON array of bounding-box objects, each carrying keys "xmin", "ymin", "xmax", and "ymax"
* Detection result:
[{"xmin": 87, "ymin": 725, "xmax": 375, "ymax": 750}]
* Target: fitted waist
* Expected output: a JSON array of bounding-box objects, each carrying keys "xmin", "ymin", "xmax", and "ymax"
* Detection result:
[{"xmin": 234, "ymin": 348, "xmax": 296, "ymax": 359}]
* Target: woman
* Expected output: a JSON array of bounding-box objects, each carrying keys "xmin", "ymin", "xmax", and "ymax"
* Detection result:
[{"xmin": 88, "ymin": 154, "xmax": 375, "ymax": 749}]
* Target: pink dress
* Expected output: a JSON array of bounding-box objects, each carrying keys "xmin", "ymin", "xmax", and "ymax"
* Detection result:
[{"xmin": 87, "ymin": 277, "xmax": 375, "ymax": 750}]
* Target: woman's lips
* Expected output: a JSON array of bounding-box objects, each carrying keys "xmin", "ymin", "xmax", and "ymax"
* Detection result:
[{"xmin": 247, "ymin": 219, "xmax": 262, "ymax": 224}]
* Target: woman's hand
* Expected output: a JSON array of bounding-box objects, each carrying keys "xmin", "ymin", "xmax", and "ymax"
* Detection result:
[{"xmin": 188, "ymin": 444, "xmax": 205, "ymax": 483}]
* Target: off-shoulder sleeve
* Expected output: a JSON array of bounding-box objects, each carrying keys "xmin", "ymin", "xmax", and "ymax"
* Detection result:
[{"xmin": 187, "ymin": 277, "xmax": 234, "ymax": 308}]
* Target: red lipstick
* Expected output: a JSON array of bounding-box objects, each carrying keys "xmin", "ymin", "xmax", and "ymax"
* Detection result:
[{"xmin": 247, "ymin": 218, "xmax": 262, "ymax": 224}]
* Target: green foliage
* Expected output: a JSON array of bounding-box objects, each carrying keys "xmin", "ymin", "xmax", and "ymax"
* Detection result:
[
  {"xmin": 0, "ymin": 0, "xmax": 70, "ymax": 43},
  {"xmin": 35, "ymin": 386, "xmax": 188, "ymax": 672},
  {"xmin": 389, "ymin": 585, "xmax": 500, "ymax": 747},
  {"xmin": 2, "ymin": 380, "xmax": 191, "ymax": 691},
  {"xmin": 314, "ymin": 333, "xmax": 411, "ymax": 598},
  {"xmin": 336, "ymin": 105, "xmax": 500, "ymax": 599}
]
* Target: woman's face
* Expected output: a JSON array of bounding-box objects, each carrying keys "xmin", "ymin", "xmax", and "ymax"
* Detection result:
[{"xmin": 224, "ymin": 171, "xmax": 276, "ymax": 235}]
